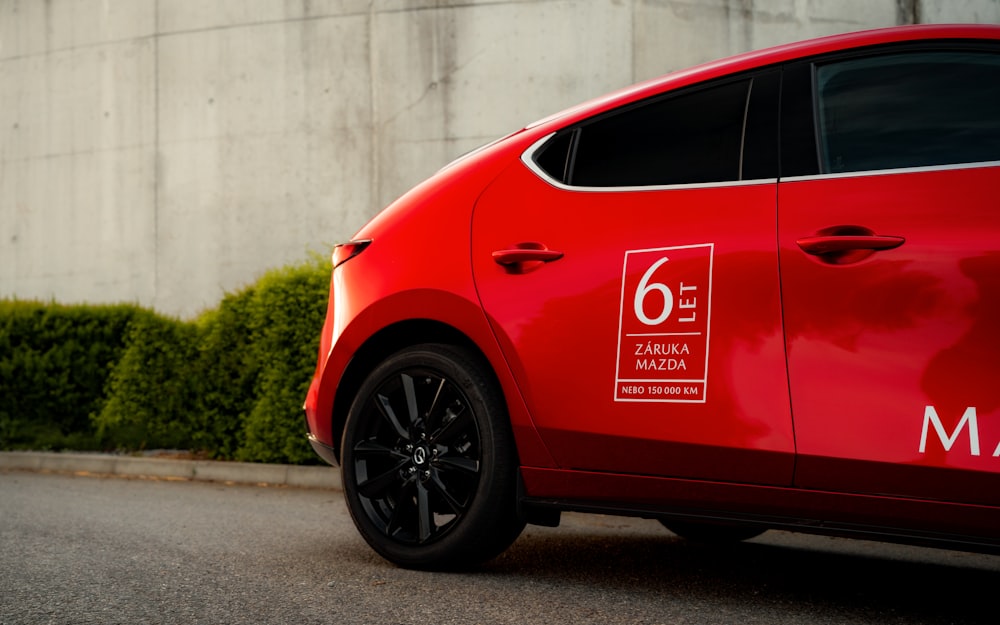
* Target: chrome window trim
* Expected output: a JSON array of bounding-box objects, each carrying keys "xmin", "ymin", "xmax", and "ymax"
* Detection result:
[
  {"xmin": 523, "ymin": 133, "xmax": 1000, "ymax": 190},
  {"xmin": 520, "ymin": 133, "xmax": 776, "ymax": 192},
  {"xmin": 781, "ymin": 159, "xmax": 1000, "ymax": 182}
]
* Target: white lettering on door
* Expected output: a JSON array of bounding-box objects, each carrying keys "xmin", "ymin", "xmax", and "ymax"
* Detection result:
[{"xmin": 919, "ymin": 406, "xmax": 980, "ymax": 456}]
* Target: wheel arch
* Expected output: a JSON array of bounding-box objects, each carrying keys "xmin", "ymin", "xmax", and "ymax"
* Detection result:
[{"xmin": 330, "ymin": 319, "xmax": 498, "ymax": 464}]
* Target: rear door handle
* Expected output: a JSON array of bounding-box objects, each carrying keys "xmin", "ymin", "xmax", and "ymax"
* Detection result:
[
  {"xmin": 492, "ymin": 243, "xmax": 564, "ymax": 266},
  {"xmin": 796, "ymin": 235, "xmax": 905, "ymax": 256}
]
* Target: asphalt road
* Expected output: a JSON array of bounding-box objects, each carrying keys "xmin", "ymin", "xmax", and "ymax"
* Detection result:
[{"xmin": 2, "ymin": 470, "xmax": 998, "ymax": 625}]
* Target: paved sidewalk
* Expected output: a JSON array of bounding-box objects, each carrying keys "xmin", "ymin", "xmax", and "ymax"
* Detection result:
[{"xmin": 0, "ymin": 451, "xmax": 341, "ymax": 490}]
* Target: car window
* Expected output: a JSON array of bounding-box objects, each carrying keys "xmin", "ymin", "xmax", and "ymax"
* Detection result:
[
  {"xmin": 534, "ymin": 80, "xmax": 751, "ymax": 187},
  {"xmin": 815, "ymin": 50, "xmax": 1000, "ymax": 174}
]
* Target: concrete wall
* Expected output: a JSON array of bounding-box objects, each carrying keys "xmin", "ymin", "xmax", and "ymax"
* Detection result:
[{"xmin": 2, "ymin": 0, "xmax": 998, "ymax": 317}]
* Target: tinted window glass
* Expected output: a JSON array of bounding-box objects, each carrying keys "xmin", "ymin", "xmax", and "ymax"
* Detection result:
[
  {"xmin": 816, "ymin": 51, "xmax": 1000, "ymax": 174},
  {"xmin": 566, "ymin": 80, "xmax": 750, "ymax": 187},
  {"xmin": 533, "ymin": 131, "xmax": 574, "ymax": 183}
]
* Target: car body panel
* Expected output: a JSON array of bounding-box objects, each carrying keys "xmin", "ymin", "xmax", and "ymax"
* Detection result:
[{"xmin": 780, "ymin": 163, "xmax": 1000, "ymax": 506}]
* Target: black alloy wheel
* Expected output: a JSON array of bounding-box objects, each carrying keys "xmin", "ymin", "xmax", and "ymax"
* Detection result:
[{"xmin": 341, "ymin": 344, "xmax": 524, "ymax": 569}]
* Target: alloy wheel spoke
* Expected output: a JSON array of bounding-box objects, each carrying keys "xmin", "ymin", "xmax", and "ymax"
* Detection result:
[
  {"xmin": 422, "ymin": 377, "xmax": 447, "ymax": 433},
  {"xmin": 401, "ymin": 373, "xmax": 421, "ymax": 431},
  {"xmin": 435, "ymin": 455, "xmax": 480, "ymax": 475},
  {"xmin": 386, "ymin": 478, "xmax": 416, "ymax": 537},
  {"xmin": 375, "ymin": 393, "xmax": 410, "ymax": 441},
  {"xmin": 416, "ymin": 481, "xmax": 433, "ymax": 542},
  {"xmin": 353, "ymin": 439, "xmax": 409, "ymax": 462},
  {"xmin": 428, "ymin": 399, "xmax": 470, "ymax": 445},
  {"xmin": 427, "ymin": 471, "xmax": 464, "ymax": 515},
  {"xmin": 357, "ymin": 460, "xmax": 409, "ymax": 499}
]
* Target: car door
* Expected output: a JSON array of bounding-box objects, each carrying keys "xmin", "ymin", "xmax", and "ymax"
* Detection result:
[
  {"xmin": 471, "ymin": 72, "xmax": 796, "ymax": 485},
  {"xmin": 778, "ymin": 47, "xmax": 1000, "ymax": 505}
]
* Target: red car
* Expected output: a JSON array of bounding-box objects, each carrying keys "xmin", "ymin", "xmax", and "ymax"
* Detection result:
[{"xmin": 304, "ymin": 24, "xmax": 1000, "ymax": 569}]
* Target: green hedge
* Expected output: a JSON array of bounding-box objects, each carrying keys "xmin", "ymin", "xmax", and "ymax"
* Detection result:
[
  {"xmin": 95, "ymin": 311, "xmax": 203, "ymax": 452},
  {"xmin": 0, "ymin": 256, "xmax": 331, "ymax": 464},
  {"xmin": 0, "ymin": 301, "xmax": 141, "ymax": 450}
]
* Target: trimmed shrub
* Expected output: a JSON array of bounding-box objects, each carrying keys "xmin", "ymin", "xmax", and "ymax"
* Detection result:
[
  {"xmin": 94, "ymin": 311, "xmax": 201, "ymax": 451},
  {"xmin": 0, "ymin": 301, "xmax": 140, "ymax": 450},
  {"xmin": 235, "ymin": 256, "xmax": 331, "ymax": 464},
  {"xmin": 189, "ymin": 287, "xmax": 258, "ymax": 459}
]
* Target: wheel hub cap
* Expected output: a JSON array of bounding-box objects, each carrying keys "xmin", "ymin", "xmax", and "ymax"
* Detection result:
[{"xmin": 412, "ymin": 445, "xmax": 429, "ymax": 467}]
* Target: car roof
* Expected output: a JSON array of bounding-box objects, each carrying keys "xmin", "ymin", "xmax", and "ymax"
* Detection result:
[{"xmin": 525, "ymin": 23, "xmax": 1000, "ymax": 132}]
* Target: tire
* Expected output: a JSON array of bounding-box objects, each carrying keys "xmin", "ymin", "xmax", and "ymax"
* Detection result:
[
  {"xmin": 659, "ymin": 519, "xmax": 766, "ymax": 543},
  {"xmin": 341, "ymin": 343, "xmax": 525, "ymax": 569}
]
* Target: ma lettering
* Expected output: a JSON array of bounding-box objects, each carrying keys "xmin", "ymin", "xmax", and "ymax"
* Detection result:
[{"xmin": 919, "ymin": 406, "xmax": 1000, "ymax": 457}]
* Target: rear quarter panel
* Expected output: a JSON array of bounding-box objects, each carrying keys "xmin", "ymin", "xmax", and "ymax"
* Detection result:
[{"xmin": 306, "ymin": 134, "xmax": 557, "ymax": 468}]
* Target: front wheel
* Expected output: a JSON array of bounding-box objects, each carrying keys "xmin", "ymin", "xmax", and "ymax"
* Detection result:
[{"xmin": 341, "ymin": 344, "xmax": 525, "ymax": 569}]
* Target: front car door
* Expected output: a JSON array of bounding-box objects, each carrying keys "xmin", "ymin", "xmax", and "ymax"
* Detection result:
[{"xmin": 778, "ymin": 44, "xmax": 1000, "ymax": 505}]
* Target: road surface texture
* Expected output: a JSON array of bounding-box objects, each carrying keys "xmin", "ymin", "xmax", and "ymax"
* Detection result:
[{"xmin": 2, "ymin": 470, "xmax": 998, "ymax": 625}]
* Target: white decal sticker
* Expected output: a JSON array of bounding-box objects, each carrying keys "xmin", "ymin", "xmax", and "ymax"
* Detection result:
[{"xmin": 614, "ymin": 244, "xmax": 713, "ymax": 403}]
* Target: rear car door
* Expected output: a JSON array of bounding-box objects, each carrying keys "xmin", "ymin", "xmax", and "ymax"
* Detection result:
[
  {"xmin": 472, "ymin": 71, "xmax": 796, "ymax": 485},
  {"xmin": 778, "ymin": 46, "xmax": 1000, "ymax": 505}
]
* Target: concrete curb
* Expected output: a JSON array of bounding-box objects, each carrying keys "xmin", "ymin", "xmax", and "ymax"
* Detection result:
[{"xmin": 0, "ymin": 451, "xmax": 341, "ymax": 491}]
